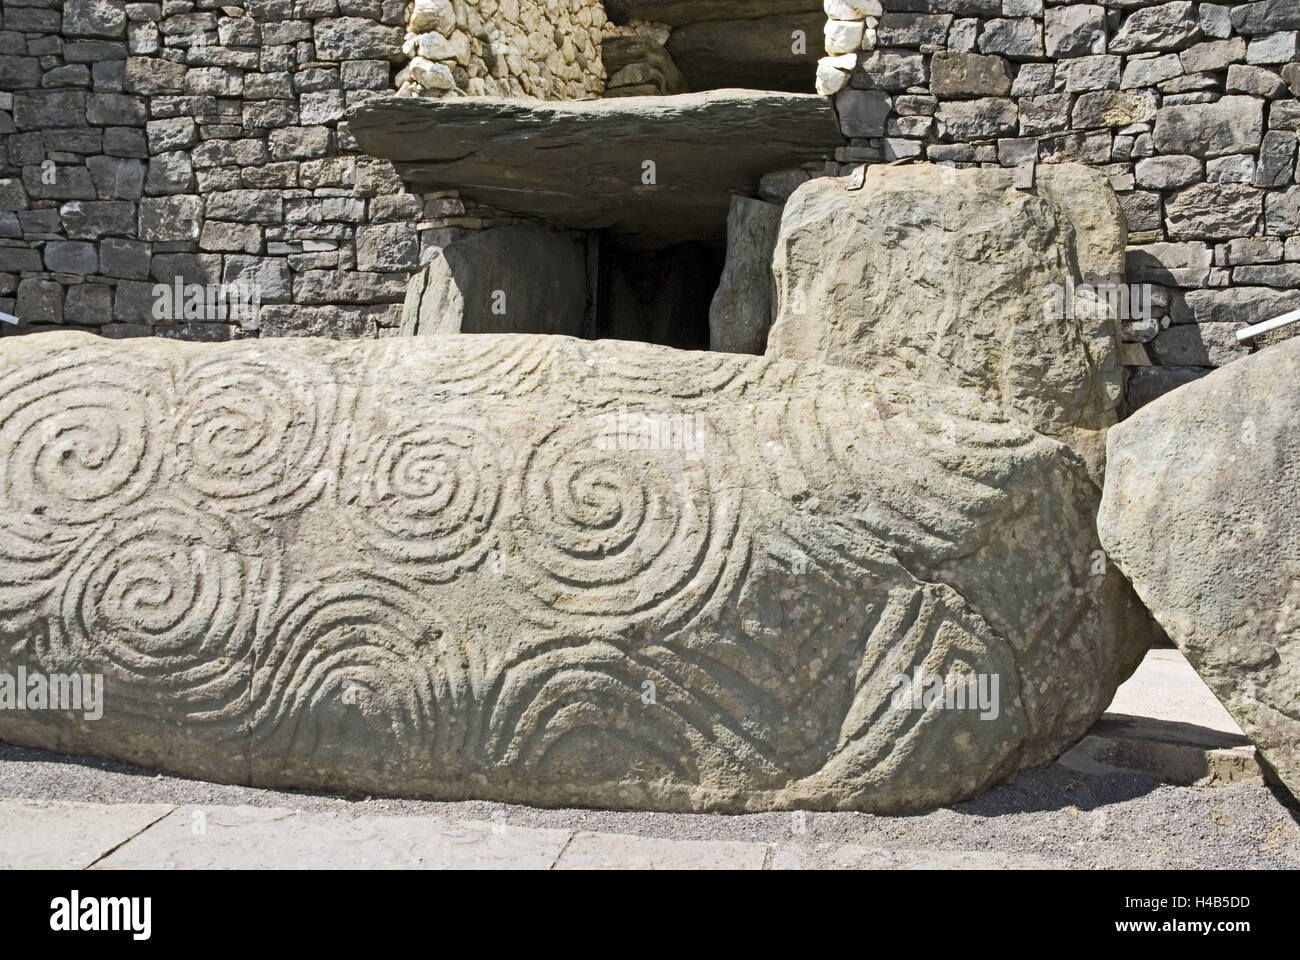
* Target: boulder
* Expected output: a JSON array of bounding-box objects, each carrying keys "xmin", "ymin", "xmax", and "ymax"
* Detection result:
[
  {"xmin": 664, "ymin": 13, "xmax": 826, "ymax": 93},
  {"xmin": 1098, "ymin": 339, "xmax": 1300, "ymax": 799},
  {"xmin": 400, "ymin": 226, "xmax": 587, "ymax": 338},
  {"xmin": 0, "ymin": 331, "xmax": 1145, "ymax": 813},
  {"xmin": 347, "ymin": 91, "xmax": 841, "ymax": 250},
  {"xmin": 709, "ymin": 196, "xmax": 783, "ymax": 354},
  {"xmin": 766, "ymin": 163, "xmax": 1127, "ymax": 480}
]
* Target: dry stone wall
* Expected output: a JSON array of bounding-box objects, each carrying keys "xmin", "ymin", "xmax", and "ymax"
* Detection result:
[
  {"xmin": 0, "ymin": 0, "xmax": 589, "ymax": 341},
  {"xmin": 398, "ymin": 0, "xmax": 608, "ymax": 99},
  {"xmin": 817, "ymin": 0, "xmax": 1300, "ymax": 408}
]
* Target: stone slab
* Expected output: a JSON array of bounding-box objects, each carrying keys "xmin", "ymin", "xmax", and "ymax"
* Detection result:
[
  {"xmin": 347, "ymin": 91, "xmax": 841, "ymax": 249},
  {"xmin": 0, "ymin": 799, "xmax": 174, "ymax": 869}
]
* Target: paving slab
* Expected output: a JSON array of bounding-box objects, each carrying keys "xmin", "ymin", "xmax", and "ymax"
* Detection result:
[
  {"xmin": 0, "ymin": 799, "xmax": 175, "ymax": 870},
  {"xmin": 1061, "ymin": 649, "xmax": 1263, "ymax": 785},
  {"xmin": 91, "ymin": 805, "xmax": 572, "ymax": 870},
  {"xmin": 767, "ymin": 844, "xmax": 1070, "ymax": 870},
  {"xmin": 554, "ymin": 831, "xmax": 768, "ymax": 870}
]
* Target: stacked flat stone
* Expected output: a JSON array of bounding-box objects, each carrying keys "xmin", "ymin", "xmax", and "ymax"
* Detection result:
[
  {"xmin": 817, "ymin": 0, "xmax": 1300, "ymax": 410},
  {"xmin": 0, "ymin": 0, "xmax": 575, "ymax": 340},
  {"xmin": 398, "ymin": 0, "xmax": 607, "ymax": 99},
  {"xmin": 0, "ymin": 0, "xmax": 435, "ymax": 339}
]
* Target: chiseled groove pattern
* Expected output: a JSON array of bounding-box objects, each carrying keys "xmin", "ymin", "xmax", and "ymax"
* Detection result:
[
  {"xmin": 49, "ymin": 498, "xmax": 263, "ymax": 726},
  {"xmin": 503, "ymin": 413, "xmax": 746, "ymax": 630},
  {"xmin": 0, "ymin": 333, "xmax": 1070, "ymax": 810},
  {"xmin": 172, "ymin": 349, "xmax": 340, "ymax": 518},
  {"xmin": 0, "ymin": 347, "xmax": 170, "ymax": 525},
  {"xmin": 342, "ymin": 416, "xmax": 503, "ymax": 582},
  {"xmin": 249, "ymin": 571, "xmax": 461, "ymax": 760}
]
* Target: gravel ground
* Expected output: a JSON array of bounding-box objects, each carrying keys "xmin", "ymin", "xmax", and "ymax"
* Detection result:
[{"xmin": 2, "ymin": 742, "xmax": 1298, "ymax": 869}]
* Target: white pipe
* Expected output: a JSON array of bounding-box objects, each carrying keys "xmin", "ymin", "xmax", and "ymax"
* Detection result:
[
  {"xmin": 1236, "ymin": 307, "xmax": 1300, "ymax": 341},
  {"xmin": 0, "ymin": 311, "xmax": 17, "ymax": 325}
]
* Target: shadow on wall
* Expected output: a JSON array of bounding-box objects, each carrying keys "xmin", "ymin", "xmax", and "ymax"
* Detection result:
[{"xmin": 401, "ymin": 224, "xmax": 723, "ymax": 352}]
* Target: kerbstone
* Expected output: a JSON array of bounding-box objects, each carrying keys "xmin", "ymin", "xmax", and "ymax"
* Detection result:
[
  {"xmin": 1099, "ymin": 339, "xmax": 1300, "ymax": 800},
  {"xmin": 0, "ymin": 329, "xmax": 1145, "ymax": 813}
]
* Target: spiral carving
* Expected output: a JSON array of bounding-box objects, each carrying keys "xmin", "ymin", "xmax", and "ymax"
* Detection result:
[
  {"xmin": 345, "ymin": 418, "xmax": 502, "ymax": 581},
  {"xmin": 506, "ymin": 415, "xmax": 741, "ymax": 627},
  {"xmin": 52, "ymin": 499, "xmax": 264, "ymax": 723},
  {"xmin": 173, "ymin": 350, "xmax": 338, "ymax": 516},
  {"xmin": 0, "ymin": 350, "xmax": 168, "ymax": 524}
]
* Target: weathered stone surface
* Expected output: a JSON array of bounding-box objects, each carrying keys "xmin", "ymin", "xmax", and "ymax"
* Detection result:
[
  {"xmin": 1044, "ymin": 4, "xmax": 1107, "ymax": 58},
  {"xmin": 935, "ymin": 97, "xmax": 1018, "ymax": 139},
  {"xmin": 400, "ymin": 226, "xmax": 586, "ymax": 338},
  {"xmin": 1165, "ymin": 182, "xmax": 1262, "ymax": 239},
  {"xmin": 0, "ymin": 331, "xmax": 1144, "ymax": 813},
  {"xmin": 347, "ymin": 92, "xmax": 841, "ymax": 250},
  {"xmin": 607, "ymin": 0, "xmax": 824, "ymax": 27},
  {"xmin": 929, "ymin": 51, "xmax": 1012, "ymax": 98},
  {"xmin": 709, "ymin": 196, "xmax": 782, "ymax": 355},
  {"xmin": 1099, "ymin": 338, "xmax": 1300, "ymax": 799},
  {"xmin": 767, "ymin": 163, "xmax": 1126, "ymax": 478},
  {"xmin": 1152, "ymin": 97, "xmax": 1265, "ymax": 158},
  {"xmin": 667, "ymin": 14, "xmax": 825, "ymax": 93},
  {"xmin": 1110, "ymin": 1, "xmax": 1201, "ymax": 54}
]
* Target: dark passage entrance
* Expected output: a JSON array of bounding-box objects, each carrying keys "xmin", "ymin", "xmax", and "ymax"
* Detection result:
[{"xmin": 586, "ymin": 231, "xmax": 725, "ymax": 352}]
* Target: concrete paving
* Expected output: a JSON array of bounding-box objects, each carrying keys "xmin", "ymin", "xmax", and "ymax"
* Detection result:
[{"xmin": 1, "ymin": 650, "xmax": 1297, "ymax": 869}]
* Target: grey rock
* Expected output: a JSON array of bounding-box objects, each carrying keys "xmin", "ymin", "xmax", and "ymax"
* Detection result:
[
  {"xmin": 851, "ymin": 50, "xmax": 927, "ymax": 90},
  {"xmin": 1057, "ymin": 54, "xmax": 1121, "ymax": 91},
  {"xmin": 99, "ymin": 237, "xmax": 151, "ymax": 280},
  {"xmin": 1165, "ymin": 182, "xmax": 1262, "ymax": 239},
  {"xmin": 356, "ymin": 222, "xmax": 418, "ymax": 272},
  {"xmin": 1205, "ymin": 155, "xmax": 1257, "ymax": 183},
  {"xmin": 1126, "ymin": 242, "xmax": 1211, "ymax": 287},
  {"xmin": 312, "ymin": 17, "xmax": 404, "ymax": 62},
  {"xmin": 1019, "ymin": 94, "xmax": 1073, "ymax": 135},
  {"xmin": 607, "ymin": 0, "xmax": 830, "ymax": 27},
  {"xmin": 1246, "ymin": 31, "xmax": 1299, "ymax": 65},
  {"xmin": 835, "ymin": 89, "xmax": 890, "ymax": 136},
  {"xmin": 144, "ymin": 152, "xmax": 195, "ymax": 195},
  {"xmin": 767, "ymin": 163, "xmax": 1126, "ymax": 478},
  {"xmin": 44, "ymin": 240, "xmax": 98, "ymax": 275},
  {"xmin": 14, "ymin": 278, "xmax": 63, "ymax": 324},
  {"xmin": 1198, "ymin": 2, "xmax": 1234, "ymax": 39},
  {"xmin": 1153, "ymin": 97, "xmax": 1265, "ymax": 158},
  {"xmin": 709, "ymin": 196, "xmax": 782, "ymax": 355},
  {"xmin": 1098, "ymin": 338, "xmax": 1300, "ymax": 799},
  {"xmin": 1226, "ymin": 63, "xmax": 1287, "ymax": 98},
  {"xmin": 63, "ymin": 0, "xmax": 127, "ymax": 39},
  {"xmin": 1124, "ymin": 365, "xmax": 1209, "ymax": 410},
  {"xmin": 878, "ymin": 13, "xmax": 953, "ymax": 47},
  {"xmin": 1231, "ymin": 0, "xmax": 1300, "ymax": 35},
  {"xmin": 936, "ymin": 97, "xmax": 1018, "ymax": 140},
  {"xmin": 138, "ymin": 196, "xmax": 203, "ymax": 242},
  {"xmin": 1134, "ymin": 154, "xmax": 1202, "ymax": 190},
  {"xmin": 929, "ymin": 51, "xmax": 1012, "ymax": 98},
  {"xmin": 1120, "ymin": 52, "xmax": 1184, "ymax": 88},
  {"xmin": 63, "ymin": 283, "xmax": 113, "ymax": 324},
  {"xmin": 1044, "ymin": 4, "xmax": 1107, "ymax": 58},
  {"xmin": 86, "ymin": 156, "xmax": 144, "ymax": 200},
  {"xmin": 978, "ymin": 17, "xmax": 1043, "ymax": 59},
  {"xmin": 1178, "ymin": 37, "xmax": 1246, "ymax": 73},
  {"xmin": 0, "ymin": 329, "xmax": 1145, "ymax": 813},
  {"xmin": 1071, "ymin": 91, "xmax": 1156, "ymax": 129},
  {"xmin": 1148, "ymin": 322, "xmax": 1249, "ymax": 365},
  {"xmin": 1177, "ymin": 285, "xmax": 1300, "ymax": 325},
  {"xmin": 402, "ymin": 225, "xmax": 585, "ymax": 338},
  {"xmin": 348, "ymin": 91, "xmax": 841, "ymax": 251},
  {"xmin": 1110, "ymin": 1, "xmax": 1201, "ymax": 54},
  {"xmin": 664, "ymin": 13, "xmax": 824, "ymax": 93},
  {"xmin": 1266, "ymin": 186, "xmax": 1300, "ymax": 235},
  {"xmin": 59, "ymin": 200, "xmax": 135, "ymax": 240}
]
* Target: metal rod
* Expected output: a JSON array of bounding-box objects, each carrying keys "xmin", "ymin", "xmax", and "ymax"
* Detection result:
[{"xmin": 1236, "ymin": 307, "xmax": 1300, "ymax": 341}]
